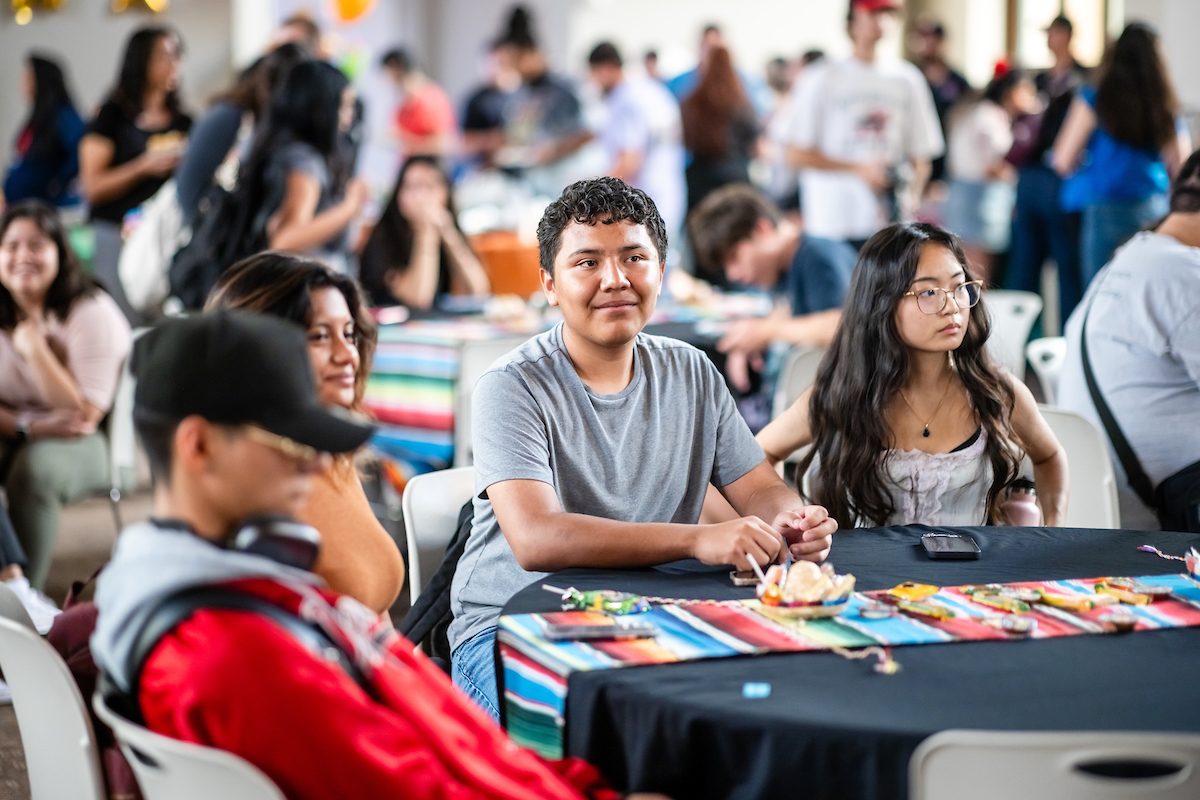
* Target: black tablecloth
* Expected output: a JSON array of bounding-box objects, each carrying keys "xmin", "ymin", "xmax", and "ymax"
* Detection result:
[{"xmin": 502, "ymin": 525, "xmax": 1200, "ymax": 800}]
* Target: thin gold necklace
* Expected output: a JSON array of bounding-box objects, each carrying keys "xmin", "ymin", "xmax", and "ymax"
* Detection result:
[{"xmin": 899, "ymin": 370, "xmax": 954, "ymax": 438}]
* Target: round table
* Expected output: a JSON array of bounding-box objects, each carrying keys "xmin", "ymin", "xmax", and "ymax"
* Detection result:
[{"xmin": 501, "ymin": 525, "xmax": 1200, "ymax": 800}]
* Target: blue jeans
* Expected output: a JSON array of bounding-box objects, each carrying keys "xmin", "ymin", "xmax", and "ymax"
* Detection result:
[
  {"xmin": 1006, "ymin": 165, "xmax": 1083, "ymax": 324},
  {"xmin": 451, "ymin": 627, "xmax": 500, "ymax": 721},
  {"xmin": 1081, "ymin": 194, "xmax": 1169, "ymax": 287}
]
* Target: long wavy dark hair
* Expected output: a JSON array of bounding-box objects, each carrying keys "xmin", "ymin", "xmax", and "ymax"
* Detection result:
[
  {"xmin": 1094, "ymin": 23, "xmax": 1179, "ymax": 152},
  {"xmin": 795, "ymin": 223, "xmax": 1021, "ymax": 526},
  {"xmin": 0, "ymin": 201, "xmax": 99, "ymax": 331},
  {"xmin": 680, "ymin": 46, "xmax": 753, "ymax": 157},
  {"xmin": 107, "ymin": 26, "xmax": 185, "ymax": 119},
  {"xmin": 20, "ymin": 54, "xmax": 78, "ymax": 163},
  {"xmin": 204, "ymin": 252, "xmax": 376, "ymax": 411},
  {"xmin": 359, "ymin": 156, "xmax": 467, "ymax": 306}
]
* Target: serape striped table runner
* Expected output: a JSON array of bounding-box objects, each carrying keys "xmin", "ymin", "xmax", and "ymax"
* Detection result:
[{"xmin": 499, "ymin": 573, "xmax": 1200, "ymax": 758}]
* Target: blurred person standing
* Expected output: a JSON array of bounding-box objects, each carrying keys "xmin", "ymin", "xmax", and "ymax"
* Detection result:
[
  {"xmin": 944, "ymin": 70, "xmax": 1039, "ymax": 282},
  {"xmin": 4, "ymin": 54, "xmax": 85, "ymax": 208},
  {"xmin": 79, "ymin": 26, "xmax": 192, "ymax": 322},
  {"xmin": 1053, "ymin": 22, "xmax": 1191, "ymax": 290},
  {"xmin": 381, "ymin": 48, "xmax": 457, "ymax": 160},
  {"xmin": 496, "ymin": 7, "xmax": 592, "ymax": 197},
  {"xmin": 1004, "ymin": 14, "xmax": 1088, "ymax": 322},
  {"xmin": 460, "ymin": 39, "xmax": 522, "ymax": 171},
  {"xmin": 680, "ymin": 46, "xmax": 759, "ymax": 214},
  {"xmin": 587, "ymin": 42, "xmax": 685, "ymax": 241},
  {"xmin": 782, "ymin": 0, "xmax": 943, "ymax": 250},
  {"xmin": 910, "ymin": 18, "xmax": 971, "ymax": 185}
]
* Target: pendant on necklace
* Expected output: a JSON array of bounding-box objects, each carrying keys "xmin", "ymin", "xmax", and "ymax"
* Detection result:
[{"xmin": 922, "ymin": 426, "xmax": 931, "ymax": 438}]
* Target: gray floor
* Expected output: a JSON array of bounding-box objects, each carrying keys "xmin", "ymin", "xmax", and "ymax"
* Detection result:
[{"xmin": 1, "ymin": 490, "xmax": 155, "ymax": 800}]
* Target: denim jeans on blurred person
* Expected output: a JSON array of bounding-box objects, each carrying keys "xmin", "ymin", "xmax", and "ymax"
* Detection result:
[
  {"xmin": 451, "ymin": 626, "xmax": 500, "ymax": 721},
  {"xmin": 1007, "ymin": 165, "xmax": 1083, "ymax": 325},
  {"xmin": 1080, "ymin": 193, "xmax": 1169, "ymax": 287}
]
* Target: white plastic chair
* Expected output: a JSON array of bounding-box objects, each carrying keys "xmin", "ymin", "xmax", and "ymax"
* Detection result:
[
  {"xmin": 1026, "ymin": 336, "xmax": 1067, "ymax": 405},
  {"xmin": 453, "ymin": 336, "xmax": 528, "ymax": 467},
  {"xmin": 0, "ymin": 615, "xmax": 106, "ymax": 800},
  {"xmin": 106, "ymin": 327, "xmax": 151, "ymax": 530},
  {"xmin": 93, "ymin": 693, "xmax": 284, "ymax": 800},
  {"xmin": 986, "ymin": 290, "xmax": 1043, "ymax": 377},
  {"xmin": 771, "ymin": 347, "xmax": 825, "ymax": 421},
  {"xmin": 911, "ymin": 729, "xmax": 1200, "ymax": 800},
  {"xmin": 1038, "ymin": 405, "xmax": 1121, "ymax": 528},
  {"xmin": 401, "ymin": 466, "xmax": 476, "ymax": 605}
]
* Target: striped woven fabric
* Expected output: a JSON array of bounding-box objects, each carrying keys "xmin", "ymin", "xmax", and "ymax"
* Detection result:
[{"xmin": 499, "ymin": 574, "xmax": 1200, "ymax": 758}]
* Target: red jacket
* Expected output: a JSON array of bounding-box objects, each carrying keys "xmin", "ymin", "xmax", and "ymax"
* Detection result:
[{"xmin": 139, "ymin": 578, "xmax": 616, "ymax": 800}]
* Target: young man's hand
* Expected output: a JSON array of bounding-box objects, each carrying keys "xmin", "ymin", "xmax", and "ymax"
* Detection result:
[
  {"xmin": 772, "ymin": 505, "xmax": 836, "ymax": 563},
  {"xmin": 692, "ymin": 517, "xmax": 787, "ymax": 569}
]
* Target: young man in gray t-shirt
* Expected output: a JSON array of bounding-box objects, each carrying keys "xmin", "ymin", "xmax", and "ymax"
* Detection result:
[{"xmin": 449, "ymin": 177, "xmax": 839, "ymax": 718}]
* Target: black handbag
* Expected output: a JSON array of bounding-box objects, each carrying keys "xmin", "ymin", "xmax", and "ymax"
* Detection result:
[{"xmin": 1081, "ymin": 297, "xmax": 1200, "ymax": 532}]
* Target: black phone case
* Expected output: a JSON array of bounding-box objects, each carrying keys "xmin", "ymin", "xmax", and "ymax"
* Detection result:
[{"xmin": 921, "ymin": 533, "xmax": 981, "ymax": 560}]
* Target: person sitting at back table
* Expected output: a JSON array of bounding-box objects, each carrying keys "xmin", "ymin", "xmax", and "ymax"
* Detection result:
[
  {"xmin": 237, "ymin": 60, "xmax": 369, "ymax": 275},
  {"xmin": 205, "ymin": 252, "xmax": 404, "ymax": 616},
  {"xmin": 174, "ymin": 43, "xmax": 309, "ymax": 227},
  {"xmin": 4, "ymin": 53, "xmax": 85, "ymax": 208},
  {"xmin": 1057, "ymin": 149, "xmax": 1200, "ymax": 530},
  {"xmin": 91, "ymin": 311, "xmax": 662, "ymax": 800},
  {"xmin": 449, "ymin": 177, "xmax": 838, "ymax": 720},
  {"xmin": 358, "ymin": 156, "xmax": 489, "ymax": 310},
  {"xmin": 716, "ymin": 222, "xmax": 1066, "ymax": 528},
  {"xmin": 687, "ymin": 184, "xmax": 857, "ymax": 391},
  {"xmin": 79, "ymin": 26, "xmax": 192, "ymax": 320},
  {"xmin": 0, "ymin": 201, "xmax": 131, "ymax": 589}
]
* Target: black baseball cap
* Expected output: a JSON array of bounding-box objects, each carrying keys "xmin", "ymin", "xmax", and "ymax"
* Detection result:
[{"xmin": 132, "ymin": 311, "xmax": 375, "ymax": 454}]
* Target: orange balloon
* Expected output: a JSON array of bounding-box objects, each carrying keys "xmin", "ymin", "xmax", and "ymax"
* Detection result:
[{"xmin": 332, "ymin": 0, "xmax": 374, "ymax": 23}]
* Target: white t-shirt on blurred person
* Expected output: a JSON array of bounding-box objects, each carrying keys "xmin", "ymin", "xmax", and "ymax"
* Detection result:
[{"xmin": 782, "ymin": 56, "xmax": 944, "ymax": 241}]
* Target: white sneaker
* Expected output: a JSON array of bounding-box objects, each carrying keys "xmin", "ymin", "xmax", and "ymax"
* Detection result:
[{"xmin": 3, "ymin": 576, "xmax": 61, "ymax": 635}]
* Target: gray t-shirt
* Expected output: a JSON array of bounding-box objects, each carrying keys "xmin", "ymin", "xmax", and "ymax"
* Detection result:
[
  {"xmin": 1058, "ymin": 231, "xmax": 1200, "ymax": 529},
  {"xmin": 448, "ymin": 324, "xmax": 765, "ymax": 652},
  {"xmin": 259, "ymin": 139, "xmax": 348, "ymax": 268}
]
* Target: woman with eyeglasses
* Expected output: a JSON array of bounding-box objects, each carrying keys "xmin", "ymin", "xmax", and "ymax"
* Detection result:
[
  {"xmin": 758, "ymin": 222, "xmax": 1066, "ymax": 527},
  {"xmin": 205, "ymin": 252, "xmax": 404, "ymax": 617}
]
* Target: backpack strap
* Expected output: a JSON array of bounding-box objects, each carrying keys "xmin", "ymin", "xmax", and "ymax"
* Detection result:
[
  {"xmin": 1080, "ymin": 289, "xmax": 1158, "ymax": 510},
  {"xmin": 116, "ymin": 585, "xmax": 370, "ymax": 723}
]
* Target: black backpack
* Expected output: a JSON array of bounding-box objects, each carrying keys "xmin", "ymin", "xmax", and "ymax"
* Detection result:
[
  {"xmin": 398, "ymin": 500, "xmax": 474, "ymax": 670},
  {"xmin": 167, "ymin": 179, "xmax": 264, "ymax": 310}
]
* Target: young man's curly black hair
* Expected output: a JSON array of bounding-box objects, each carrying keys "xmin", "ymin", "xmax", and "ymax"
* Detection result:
[{"xmin": 536, "ymin": 177, "xmax": 668, "ymax": 275}]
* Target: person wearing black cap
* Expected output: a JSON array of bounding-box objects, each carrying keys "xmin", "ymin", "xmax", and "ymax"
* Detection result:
[{"xmin": 90, "ymin": 311, "xmax": 643, "ymax": 799}]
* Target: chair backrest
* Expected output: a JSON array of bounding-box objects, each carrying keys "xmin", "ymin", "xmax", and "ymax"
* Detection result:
[
  {"xmin": 1038, "ymin": 405, "xmax": 1120, "ymax": 528},
  {"xmin": 911, "ymin": 729, "xmax": 1200, "ymax": 800},
  {"xmin": 985, "ymin": 290, "xmax": 1043, "ymax": 377},
  {"xmin": 0, "ymin": 616, "xmax": 106, "ymax": 800},
  {"xmin": 402, "ymin": 466, "xmax": 476, "ymax": 605},
  {"xmin": 1026, "ymin": 336, "xmax": 1067, "ymax": 404},
  {"xmin": 0, "ymin": 579, "xmax": 36, "ymax": 631},
  {"xmin": 771, "ymin": 347, "xmax": 826, "ymax": 421},
  {"xmin": 93, "ymin": 693, "xmax": 284, "ymax": 800},
  {"xmin": 453, "ymin": 336, "xmax": 529, "ymax": 467}
]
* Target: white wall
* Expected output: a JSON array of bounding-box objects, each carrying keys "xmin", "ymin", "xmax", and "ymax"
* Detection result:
[
  {"xmin": 0, "ymin": 0, "xmax": 233, "ymax": 135},
  {"xmin": 1125, "ymin": 0, "xmax": 1200, "ymax": 112}
]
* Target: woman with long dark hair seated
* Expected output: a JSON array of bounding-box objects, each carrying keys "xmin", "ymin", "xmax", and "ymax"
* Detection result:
[
  {"xmin": 760, "ymin": 223, "xmax": 1067, "ymax": 527},
  {"xmin": 358, "ymin": 156, "xmax": 488, "ymax": 309},
  {"xmin": 205, "ymin": 252, "xmax": 404, "ymax": 615},
  {"xmin": 237, "ymin": 60, "xmax": 369, "ymax": 274},
  {"xmin": 4, "ymin": 53, "xmax": 85, "ymax": 207},
  {"xmin": 0, "ymin": 201, "xmax": 131, "ymax": 587}
]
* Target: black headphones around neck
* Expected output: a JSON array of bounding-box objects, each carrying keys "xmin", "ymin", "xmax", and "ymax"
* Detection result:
[{"xmin": 152, "ymin": 515, "xmax": 321, "ymax": 572}]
